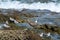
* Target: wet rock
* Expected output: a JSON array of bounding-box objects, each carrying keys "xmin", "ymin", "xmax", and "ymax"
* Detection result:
[
  {"xmin": 0, "ymin": 30, "xmax": 42, "ymax": 40},
  {"xmin": 0, "ymin": 14, "xmax": 9, "ymax": 23},
  {"xmin": 36, "ymin": 24, "xmax": 60, "ymax": 34}
]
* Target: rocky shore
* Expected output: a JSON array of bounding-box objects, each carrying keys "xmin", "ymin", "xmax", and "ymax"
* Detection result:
[
  {"xmin": 0, "ymin": 30, "xmax": 42, "ymax": 40},
  {"xmin": 0, "ymin": 9, "xmax": 60, "ymax": 40}
]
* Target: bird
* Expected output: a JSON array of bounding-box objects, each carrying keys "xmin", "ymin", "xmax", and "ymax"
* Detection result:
[
  {"xmin": 39, "ymin": 32, "xmax": 51, "ymax": 37},
  {"xmin": 47, "ymin": 32, "xmax": 51, "ymax": 37},
  {"xmin": 6, "ymin": 21, "xmax": 9, "ymax": 24},
  {"xmin": 14, "ymin": 20, "xmax": 19, "ymax": 24},
  {"xmin": 3, "ymin": 24, "xmax": 10, "ymax": 28},
  {"xmin": 9, "ymin": 17, "xmax": 19, "ymax": 24},
  {"xmin": 10, "ymin": 17, "xmax": 14, "ymax": 21},
  {"xmin": 39, "ymin": 33, "xmax": 44, "ymax": 37},
  {"xmin": 27, "ymin": 19, "xmax": 38, "ymax": 27},
  {"xmin": 35, "ymin": 20, "xmax": 38, "ymax": 23}
]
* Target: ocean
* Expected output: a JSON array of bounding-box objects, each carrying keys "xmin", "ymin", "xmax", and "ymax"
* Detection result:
[{"xmin": 0, "ymin": 0, "xmax": 60, "ymax": 12}]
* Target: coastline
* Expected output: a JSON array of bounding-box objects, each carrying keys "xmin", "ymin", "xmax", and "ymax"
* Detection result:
[{"xmin": 0, "ymin": 8, "xmax": 60, "ymax": 40}]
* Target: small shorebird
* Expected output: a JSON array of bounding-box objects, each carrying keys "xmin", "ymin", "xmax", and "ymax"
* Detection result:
[
  {"xmin": 14, "ymin": 20, "xmax": 19, "ymax": 24},
  {"xmin": 27, "ymin": 19, "xmax": 38, "ymax": 27},
  {"xmin": 6, "ymin": 21, "xmax": 9, "ymax": 24},
  {"xmin": 39, "ymin": 32, "xmax": 51, "ymax": 37},
  {"xmin": 35, "ymin": 19, "xmax": 38, "ymax": 23},
  {"xmin": 9, "ymin": 17, "xmax": 19, "ymax": 24},
  {"xmin": 10, "ymin": 17, "xmax": 14, "ymax": 21},
  {"xmin": 3, "ymin": 24, "xmax": 10, "ymax": 28},
  {"xmin": 47, "ymin": 32, "xmax": 51, "ymax": 37},
  {"xmin": 39, "ymin": 33, "xmax": 44, "ymax": 37}
]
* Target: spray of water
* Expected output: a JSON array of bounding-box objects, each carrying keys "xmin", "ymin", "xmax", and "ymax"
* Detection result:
[{"xmin": 0, "ymin": 0, "xmax": 60, "ymax": 12}]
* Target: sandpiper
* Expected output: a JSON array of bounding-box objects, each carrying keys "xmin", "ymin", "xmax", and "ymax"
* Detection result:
[
  {"xmin": 35, "ymin": 19, "xmax": 38, "ymax": 23},
  {"xmin": 47, "ymin": 32, "xmax": 51, "ymax": 37},
  {"xmin": 6, "ymin": 21, "xmax": 9, "ymax": 24},
  {"xmin": 39, "ymin": 33, "xmax": 44, "ymax": 37},
  {"xmin": 14, "ymin": 20, "xmax": 19, "ymax": 24},
  {"xmin": 3, "ymin": 24, "xmax": 10, "ymax": 28},
  {"xmin": 27, "ymin": 19, "xmax": 38, "ymax": 27},
  {"xmin": 10, "ymin": 17, "xmax": 14, "ymax": 21},
  {"xmin": 39, "ymin": 32, "xmax": 51, "ymax": 37},
  {"xmin": 9, "ymin": 17, "xmax": 19, "ymax": 24}
]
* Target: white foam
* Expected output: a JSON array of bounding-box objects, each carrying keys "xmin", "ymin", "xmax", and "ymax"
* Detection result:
[{"xmin": 0, "ymin": 1, "xmax": 60, "ymax": 12}]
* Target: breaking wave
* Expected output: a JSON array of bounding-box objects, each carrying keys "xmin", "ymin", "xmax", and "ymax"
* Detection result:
[{"xmin": 0, "ymin": 0, "xmax": 60, "ymax": 12}]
